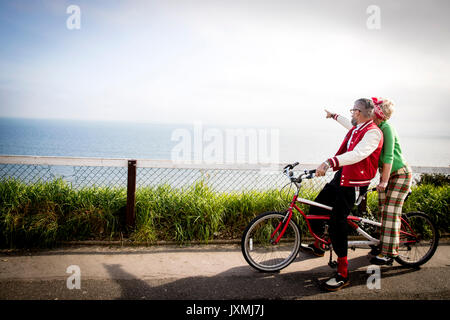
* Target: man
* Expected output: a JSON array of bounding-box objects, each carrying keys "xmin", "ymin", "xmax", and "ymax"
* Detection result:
[{"xmin": 304, "ymin": 98, "xmax": 383, "ymax": 291}]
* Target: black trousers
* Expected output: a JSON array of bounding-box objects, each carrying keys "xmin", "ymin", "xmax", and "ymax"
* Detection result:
[{"xmin": 309, "ymin": 170, "xmax": 367, "ymax": 258}]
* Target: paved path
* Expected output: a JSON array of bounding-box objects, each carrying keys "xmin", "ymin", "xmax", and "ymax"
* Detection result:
[{"xmin": 0, "ymin": 243, "xmax": 449, "ymax": 300}]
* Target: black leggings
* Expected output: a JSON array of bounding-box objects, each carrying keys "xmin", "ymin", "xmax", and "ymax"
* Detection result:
[{"xmin": 309, "ymin": 170, "xmax": 366, "ymax": 258}]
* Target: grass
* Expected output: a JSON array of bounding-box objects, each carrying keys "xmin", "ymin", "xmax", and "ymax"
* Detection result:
[
  {"xmin": 0, "ymin": 178, "xmax": 448, "ymax": 248},
  {"xmin": 132, "ymin": 181, "xmax": 291, "ymax": 244},
  {"xmin": 0, "ymin": 178, "xmax": 126, "ymax": 247}
]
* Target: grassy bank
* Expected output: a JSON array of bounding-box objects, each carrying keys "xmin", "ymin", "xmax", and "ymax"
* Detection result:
[{"xmin": 0, "ymin": 179, "xmax": 448, "ymax": 248}]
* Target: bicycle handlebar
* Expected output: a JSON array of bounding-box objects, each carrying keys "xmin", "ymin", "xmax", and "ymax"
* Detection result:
[
  {"xmin": 283, "ymin": 163, "xmax": 382, "ymax": 193},
  {"xmin": 283, "ymin": 162, "xmax": 299, "ymax": 170},
  {"xmin": 283, "ymin": 162, "xmax": 316, "ymax": 182}
]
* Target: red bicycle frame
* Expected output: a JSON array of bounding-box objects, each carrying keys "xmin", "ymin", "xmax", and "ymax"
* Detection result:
[
  {"xmin": 271, "ymin": 194, "xmax": 337, "ymax": 246},
  {"xmin": 270, "ymin": 192, "xmax": 420, "ymax": 247}
]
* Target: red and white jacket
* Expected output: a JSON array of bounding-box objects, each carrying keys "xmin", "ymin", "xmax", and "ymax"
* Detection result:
[{"xmin": 327, "ymin": 117, "xmax": 383, "ymax": 187}]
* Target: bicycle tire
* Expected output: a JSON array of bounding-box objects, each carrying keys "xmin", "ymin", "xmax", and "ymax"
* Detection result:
[
  {"xmin": 395, "ymin": 211, "xmax": 439, "ymax": 268},
  {"xmin": 241, "ymin": 211, "xmax": 301, "ymax": 272}
]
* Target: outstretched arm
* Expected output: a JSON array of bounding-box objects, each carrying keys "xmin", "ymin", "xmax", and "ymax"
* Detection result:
[{"xmin": 325, "ymin": 109, "xmax": 352, "ymax": 130}]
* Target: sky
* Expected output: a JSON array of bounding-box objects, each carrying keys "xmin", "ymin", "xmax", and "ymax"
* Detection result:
[{"xmin": 0, "ymin": 0, "xmax": 449, "ymax": 138}]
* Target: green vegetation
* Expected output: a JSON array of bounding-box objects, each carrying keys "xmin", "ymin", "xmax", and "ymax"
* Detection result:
[
  {"xmin": 415, "ymin": 173, "xmax": 450, "ymax": 187},
  {"xmin": 0, "ymin": 175, "xmax": 448, "ymax": 248},
  {"xmin": 0, "ymin": 179, "xmax": 126, "ymax": 247}
]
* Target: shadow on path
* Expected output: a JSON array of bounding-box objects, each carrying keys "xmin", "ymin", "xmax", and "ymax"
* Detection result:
[{"xmin": 103, "ymin": 253, "xmax": 420, "ymax": 300}]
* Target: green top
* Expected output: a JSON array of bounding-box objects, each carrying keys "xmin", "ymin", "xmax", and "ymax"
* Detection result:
[{"xmin": 378, "ymin": 121, "xmax": 407, "ymax": 173}]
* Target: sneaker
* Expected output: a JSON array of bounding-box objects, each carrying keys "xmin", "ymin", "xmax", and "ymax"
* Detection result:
[
  {"xmin": 323, "ymin": 273, "xmax": 350, "ymax": 291},
  {"xmin": 370, "ymin": 254, "xmax": 394, "ymax": 266},
  {"xmin": 300, "ymin": 243, "xmax": 325, "ymax": 257},
  {"xmin": 368, "ymin": 245, "xmax": 381, "ymax": 257}
]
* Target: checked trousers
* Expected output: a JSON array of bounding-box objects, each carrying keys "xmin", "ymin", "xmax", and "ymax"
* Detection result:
[{"xmin": 377, "ymin": 165, "xmax": 412, "ymax": 257}]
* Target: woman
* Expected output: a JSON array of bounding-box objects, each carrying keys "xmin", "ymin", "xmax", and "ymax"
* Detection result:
[{"xmin": 369, "ymin": 97, "xmax": 412, "ymax": 265}]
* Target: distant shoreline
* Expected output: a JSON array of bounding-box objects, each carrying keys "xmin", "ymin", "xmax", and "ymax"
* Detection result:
[{"xmin": 1, "ymin": 117, "xmax": 449, "ymax": 167}]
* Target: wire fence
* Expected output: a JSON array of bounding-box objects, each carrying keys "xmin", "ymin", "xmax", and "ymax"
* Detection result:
[
  {"xmin": 2, "ymin": 156, "xmax": 449, "ymax": 227},
  {"xmin": 1, "ymin": 156, "xmax": 449, "ymax": 193}
]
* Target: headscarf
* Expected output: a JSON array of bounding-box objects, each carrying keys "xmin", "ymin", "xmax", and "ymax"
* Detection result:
[{"xmin": 371, "ymin": 97, "xmax": 386, "ymax": 120}]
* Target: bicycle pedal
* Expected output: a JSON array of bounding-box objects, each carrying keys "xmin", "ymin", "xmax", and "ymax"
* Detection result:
[{"xmin": 328, "ymin": 261, "xmax": 338, "ymax": 269}]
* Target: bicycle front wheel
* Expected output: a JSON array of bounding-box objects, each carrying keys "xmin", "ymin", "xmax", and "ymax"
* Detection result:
[
  {"xmin": 395, "ymin": 211, "xmax": 439, "ymax": 268},
  {"xmin": 241, "ymin": 211, "xmax": 301, "ymax": 272}
]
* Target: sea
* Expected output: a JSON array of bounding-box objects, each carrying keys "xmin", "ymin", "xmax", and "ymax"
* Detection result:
[{"xmin": 0, "ymin": 117, "xmax": 449, "ymax": 168}]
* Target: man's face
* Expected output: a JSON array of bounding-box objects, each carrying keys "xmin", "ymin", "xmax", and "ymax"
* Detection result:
[{"xmin": 350, "ymin": 102, "xmax": 363, "ymax": 126}]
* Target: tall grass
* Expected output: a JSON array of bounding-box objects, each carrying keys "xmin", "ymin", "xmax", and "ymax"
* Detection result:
[
  {"xmin": 0, "ymin": 178, "xmax": 126, "ymax": 247},
  {"xmin": 133, "ymin": 182, "xmax": 225, "ymax": 243},
  {"xmin": 0, "ymin": 178, "xmax": 448, "ymax": 248},
  {"xmin": 132, "ymin": 181, "xmax": 295, "ymax": 243}
]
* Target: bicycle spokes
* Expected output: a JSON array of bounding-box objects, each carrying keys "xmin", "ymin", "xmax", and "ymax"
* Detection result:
[
  {"xmin": 396, "ymin": 212, "xmax": 439, "ymax": 267},
  {"xmin": 400, "ymin": 219, "xmax": 419, "ymax": 244},
  {"xmin": 270, "ymin": 221, "xmax": 284, "ymax": 244},
  {"xmin": 242, "ymin": 212, "xmax": 301, "ymax": 272},
  {"xmin": 270, "ymin": 218, "xmax": 292, "ymax": 245}
]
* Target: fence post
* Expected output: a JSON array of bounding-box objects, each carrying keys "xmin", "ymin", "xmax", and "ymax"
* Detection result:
[{"xmin": 126, "ymin": 159, "xmax": 137, "ymax": 228}]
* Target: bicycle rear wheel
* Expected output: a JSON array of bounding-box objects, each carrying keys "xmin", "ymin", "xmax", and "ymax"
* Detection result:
[
  {"xmin": 241, "ymin": 211, "xmax": 301, "ymax": 272},
  {"xmin": 395, "ymin": 211, "xmax": 439, "ymax": 268}
]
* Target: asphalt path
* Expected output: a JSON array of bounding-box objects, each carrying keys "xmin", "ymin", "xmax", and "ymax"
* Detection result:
[{"xmin": 0, "ymin": 243, "xmax": 449, "ymax": 301}]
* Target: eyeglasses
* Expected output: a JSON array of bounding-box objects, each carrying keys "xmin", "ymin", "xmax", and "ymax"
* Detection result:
[{"xmin": 350, "ymin": 108, "xmax": 361, "ymax": 113}]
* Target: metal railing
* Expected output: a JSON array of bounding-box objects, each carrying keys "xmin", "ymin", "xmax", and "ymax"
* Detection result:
[{"xmin": 1, "ymin": 155, "xmax": 449, "ymax": 227}]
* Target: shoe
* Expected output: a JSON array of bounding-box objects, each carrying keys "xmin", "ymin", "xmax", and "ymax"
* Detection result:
[
  {"xmin": 323, "ymin": 273, "xmax": 350, "ymax": 291},
  {"xmin": 368, "ymin": 245, "xmax": 381, "ymax": 257},
  {"xmin": 370, "ymin": 254, "xmax": 394, "ymax": 266},
  {"xmin": 300, "ymin": 243, "xmax": 325, "ymax": 257}
]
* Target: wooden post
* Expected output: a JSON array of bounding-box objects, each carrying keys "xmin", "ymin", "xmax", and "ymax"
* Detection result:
[{"xmin": 126, "ymin": 159, "xmax": 137, "ymax": 228}]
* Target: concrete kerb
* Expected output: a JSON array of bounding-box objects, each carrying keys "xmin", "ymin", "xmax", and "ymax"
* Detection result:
[{"xmin": 56, "ymin": 234, "xmax": 450, "ymax": 247}]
